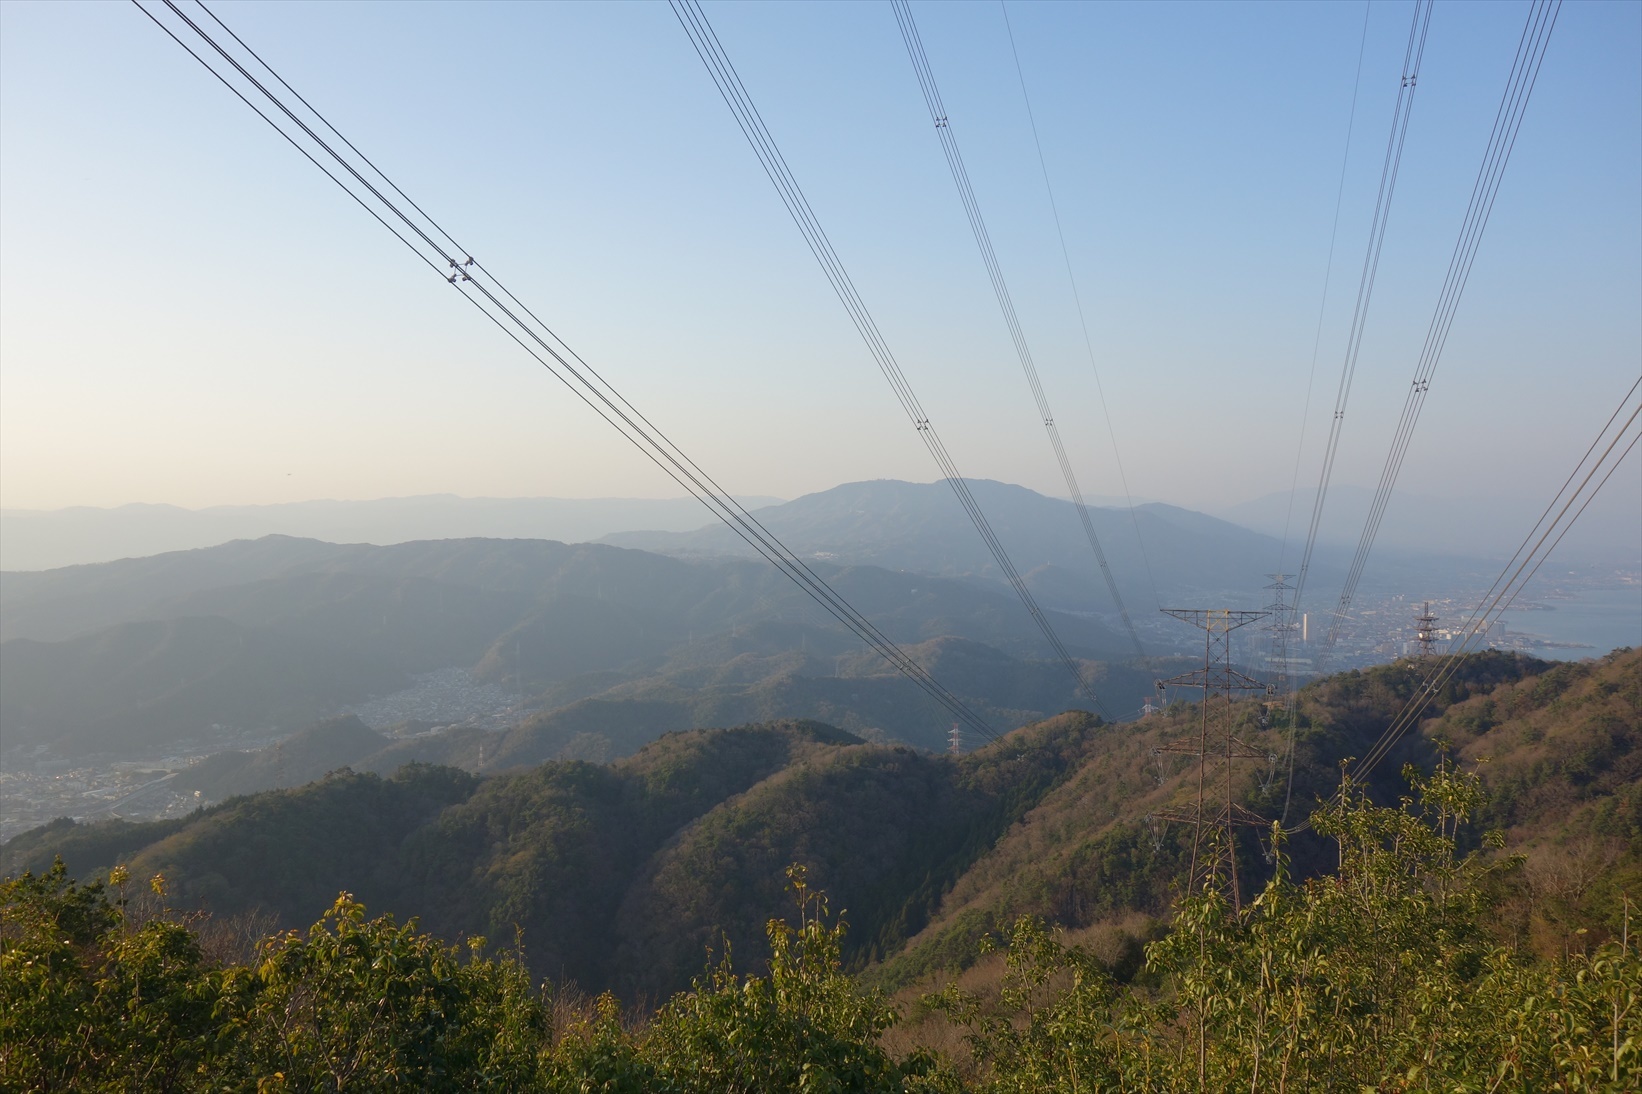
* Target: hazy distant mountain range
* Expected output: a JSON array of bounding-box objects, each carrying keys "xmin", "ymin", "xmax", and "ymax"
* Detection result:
[
  {"xmin": 0, "ymin": 478, "xmax": 1563, "ymax": 775},
  {"xmin": 600, "ymin": 478, "xmax": 1289, "ymax": 606},
  {"xmin": 8, "ymin": 477, "xmax": 1632, "ymax": 578},
  {"xmin": 0, "ymin": 518, "xmax": 1158, "ymax": 766},
  {"xmin": 0, "ymin": 494, "xmax": 783, "ymax": 572}
]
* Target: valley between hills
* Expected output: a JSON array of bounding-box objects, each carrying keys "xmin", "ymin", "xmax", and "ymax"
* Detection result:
[
  {"xmin": 5, "ymin": 646, "xmax": 1636, "ymax": 1003},
  {"xmin": 3, "ymin": 480, "xmax": 1637, "ymax": 1088},
  {"xmin": 7, "ymin": 479, "xmax": 1631, "ymax": 839}
]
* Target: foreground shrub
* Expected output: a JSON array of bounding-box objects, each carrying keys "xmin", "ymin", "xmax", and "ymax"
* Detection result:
[
  {"xmin": 4, "ymin": 764, "xmax": 1632, "ymax": 1091},
  {"xmin": 1, "ymin": 868, "xmax": 546, "ymax": 1092},
  {"xmin": 930, "ymin": 761, "xmax": 1640, "ymax": 1091},
  {"xmin": 0, "ymin": 863, "xmax": 223, "ymax": 1091},
  {"xmin": 217, "ymin": 894, "xmax": 546, "ymax": 1090},
  {"xmin": 623, "ymin": 865, "xmax": 945, "ymax": 1093}
]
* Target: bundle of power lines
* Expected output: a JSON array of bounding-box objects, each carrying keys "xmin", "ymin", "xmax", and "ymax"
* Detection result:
[
  {"xmin": 1277, "ymin": 0, "xmax": 1585, "ymax": 829},
  {"xmin": 667, "ymin": 0, "xmax": 1106, "ymax": 716},
  {"xmin": 1276, "ymin": 0, "xmax": 1433, "ymax": 821},
  {"xmin": 133, "ymin": 0, "xmax": 1626, "ymax": 780},
  {"xmin": 890, "ymin": 0, "xmax": 1148, "ymax": 664},
  {"xmin": 133, "ymin": 0, "xmax": 999, "ymax": 744},
  {"xmin": 1325, "ymin": 0, "xmax": 1564, "ymax": 649},
  {"xmin": 1291, "ymin": 376, "xmax": 1639, "ymax": 832},
  {"xmin": 1287, "ymin": 0, "xmax": 1434, "ymax": 629}
]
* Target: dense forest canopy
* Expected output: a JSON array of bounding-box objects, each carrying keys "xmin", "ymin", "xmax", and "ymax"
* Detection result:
[
  {"xmin": 3, "ymin": 763, "xmax": 1636, "ymax": 1090},
  {"xmin": 3, "ymin": 648, "xmax": 1638, "ymax": 1088}
]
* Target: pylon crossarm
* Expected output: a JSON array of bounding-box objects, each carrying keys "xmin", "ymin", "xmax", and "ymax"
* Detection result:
[
  {"xmin": 1216, "ymin": 668, "xmax": 1274, "ymax": 692},
  {"xmin": 1161, "ymin": 608, "xmax": 1270, "ymax": 632},
  {"xmin": 1224, "ymin": 802, "xmax": 1271, "ymax": 828},
  {"xmin": 1154, "ymin": 741, "xmax": 1211, "ymax": 756},
  {"xmin": 1223, "ymin": 737, "xmax": 1273, "ymax": 760},
  {"xmin": 1159, "ymin": 669, "xmax": 1212, "ymax": 689}
]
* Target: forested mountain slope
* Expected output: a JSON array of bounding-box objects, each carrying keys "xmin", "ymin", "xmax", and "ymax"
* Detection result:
[
  {"xmin": 1, "ymin": 535, "xmax": 1130, "ymax": 764},
  {"xmin": 42, "ymin": 638, "xmax": 1179, "ymax": 803},
  {"xmin": 878, "ymin": 647, "xmax": 1639, "ymax": 986},
  {"xmin": 0, "ymin": 618, "xmax": 406, "ymax": 759},
  {"xmin": 1437, "ymin": 649, "xmax": 1641, "ymax": 949},
  {"xmin": 5, "ymin": 650, "xmax": 1635, "ymax": 1002}
]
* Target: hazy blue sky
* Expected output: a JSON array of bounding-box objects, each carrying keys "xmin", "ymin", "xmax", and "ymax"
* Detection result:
[{"xmin": 2, "ymin": 1, "xmax": 1637, "ymax": 553}]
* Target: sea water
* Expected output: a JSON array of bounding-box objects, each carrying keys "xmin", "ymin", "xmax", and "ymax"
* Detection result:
[{"xmin": 1499, "ymin": 584, "xmax": 1642, "ymax": 659}]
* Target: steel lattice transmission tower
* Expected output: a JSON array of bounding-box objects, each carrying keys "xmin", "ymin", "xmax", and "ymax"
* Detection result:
[
  {"xmin": 1414, "ymin": 602, "xmax": 1440, "ymax": 659},
  {"xmin": 1263, "ymin": 574, "xmax": 1298, "ymax": 699},
  {"xmin": 1151, "ymin": 608, "xmax": 1273, "ymax": 910}
]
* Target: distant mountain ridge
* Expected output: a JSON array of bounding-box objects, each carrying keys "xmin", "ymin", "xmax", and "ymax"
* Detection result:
[
  {"xmin": 0, "ymin": 494, "xmax": 784, "ymax": 572},
  {"xmin": 600, "ymin": 478, "xmax": 1300, "ymax": 606},
  {"xmin": 81, "ymin": 636, "xmax": 1181, "ymax": 809},
  {"xmin": 0, "ymin": 534, "xmax": 1138, "ymax": 766},
  {"xmin": 0, "ymin": 478, "xmax": 1475, "ymax": 771}
]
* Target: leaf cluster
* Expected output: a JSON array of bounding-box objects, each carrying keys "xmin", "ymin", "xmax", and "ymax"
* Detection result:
[{"xmin": 926, "ymin": 761, "xmax": 1640, "ymax": 1091}]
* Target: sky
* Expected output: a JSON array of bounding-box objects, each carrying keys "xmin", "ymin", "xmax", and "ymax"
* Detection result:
[{"xmin": 2, "ymin": 1, "xmax": 1638, "ymax": 557}]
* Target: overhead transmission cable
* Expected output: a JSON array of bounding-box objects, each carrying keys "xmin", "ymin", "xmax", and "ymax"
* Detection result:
[
  {"xmin": 1286, "ymin": 377, "xmax": 1641, "ymax": 833},
  {"xmin": 133, "ymin": 0, "xmax": 999, "ymax": 743},
  {"xmin": 1347, "ymin": 375, "xmax": 1639, "ymax": 783},
  {"xmin": 663, "ymin": 0, "xmax": 1103, "ymax": 712},
  {"xmin": 1324, "ymin": 0, "xmax": 1562, "ymax": 649},
  {"xmin": 667, "ymin": 0, "xmax": 1106, "ymax": 715},
  {"xmin": 998, "ymin": 0, "xmax": 1160, "ymax": 615},
  {"xmin": 890, "ymin": 0, "xmax": 1148, "ymax": 663},
  {"xmin": 1279, "ymin": 0, "xmax": 1431, "ymax": 823},
  {"xmin": 1288, "ymin": 0, "xmax": 1433, "ymax": 624},
  {"xmin": 1276, "ymin": 0, "xmax": 1372, "ymax": 582},
  {"xmin": 1268, "ymin": 4, "xmax": 1370, "ymax": 818}
]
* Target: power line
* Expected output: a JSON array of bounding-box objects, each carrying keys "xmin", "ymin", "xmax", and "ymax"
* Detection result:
[
  {"xmin": 666, "ymin": 0, "xmax": 1106, "ymax": 716},
  {"xmin": 1269, "ymin": 2, "xmax": 1372, "ymax": 826},
  {"xmin": 1287, "ymin": 377, "xmax": 1641, "ymax": 833},
  {"xmin": 134, "ymin": 0, "xmax": 1000, "ymax": 743},
  {"xmin": 1324, "ymin": 0, "xmax": 1563, "ymax": 649},
  {"xmin": 1289, "ymin": 0, "xmax": 1433, "ymax": 622},
  {"xmin": 1276, "ymin": 0, "xmax": 1373, "ymax": 584},
  {"xmin": 998, "ymin": 0, "xmax": 1160, "ymax": 615},
  {"xmin": 1348, "ymin": 381, "xmax": 1639, "ymax": 784},
  {"xmin": 1279, "ymin": 0, "xmax": 1431, "ymax": 823},
  {"xmin": 890, "ymin": 0, "xmax": 1148, "ymax": 663}
]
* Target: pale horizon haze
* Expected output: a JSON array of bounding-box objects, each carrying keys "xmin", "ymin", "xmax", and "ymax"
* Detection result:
[{"xmin": 2, "ymin": 1, "xmax": 1638, "ymax": 557}]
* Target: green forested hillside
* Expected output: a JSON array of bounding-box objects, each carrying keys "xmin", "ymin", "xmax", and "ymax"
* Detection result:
[
  {"xmin": 5, "ymin": 722, "xmax": 872, "ymax": 995},
  {"xmin": 41, "ymin": 636, "xmax": 1175, "ymax": 807},
  {"xmin": 6, "ymin": 657, "xmax": 1635, "ymax": 1084},
  {"xmin": 169, "ymin": 715, "xmax": 393, "ymax": 801},
  {"xmin": 1438, "ymin": 649, "xmax": 1642, "ymax": 953},
  {"xmin": 7, "ymin": 649, "xmax": 1636, "ymax": 1013},
  {"xmin": 610, "ymin": 713, "xmax": 1110, "ymax": 998}
]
